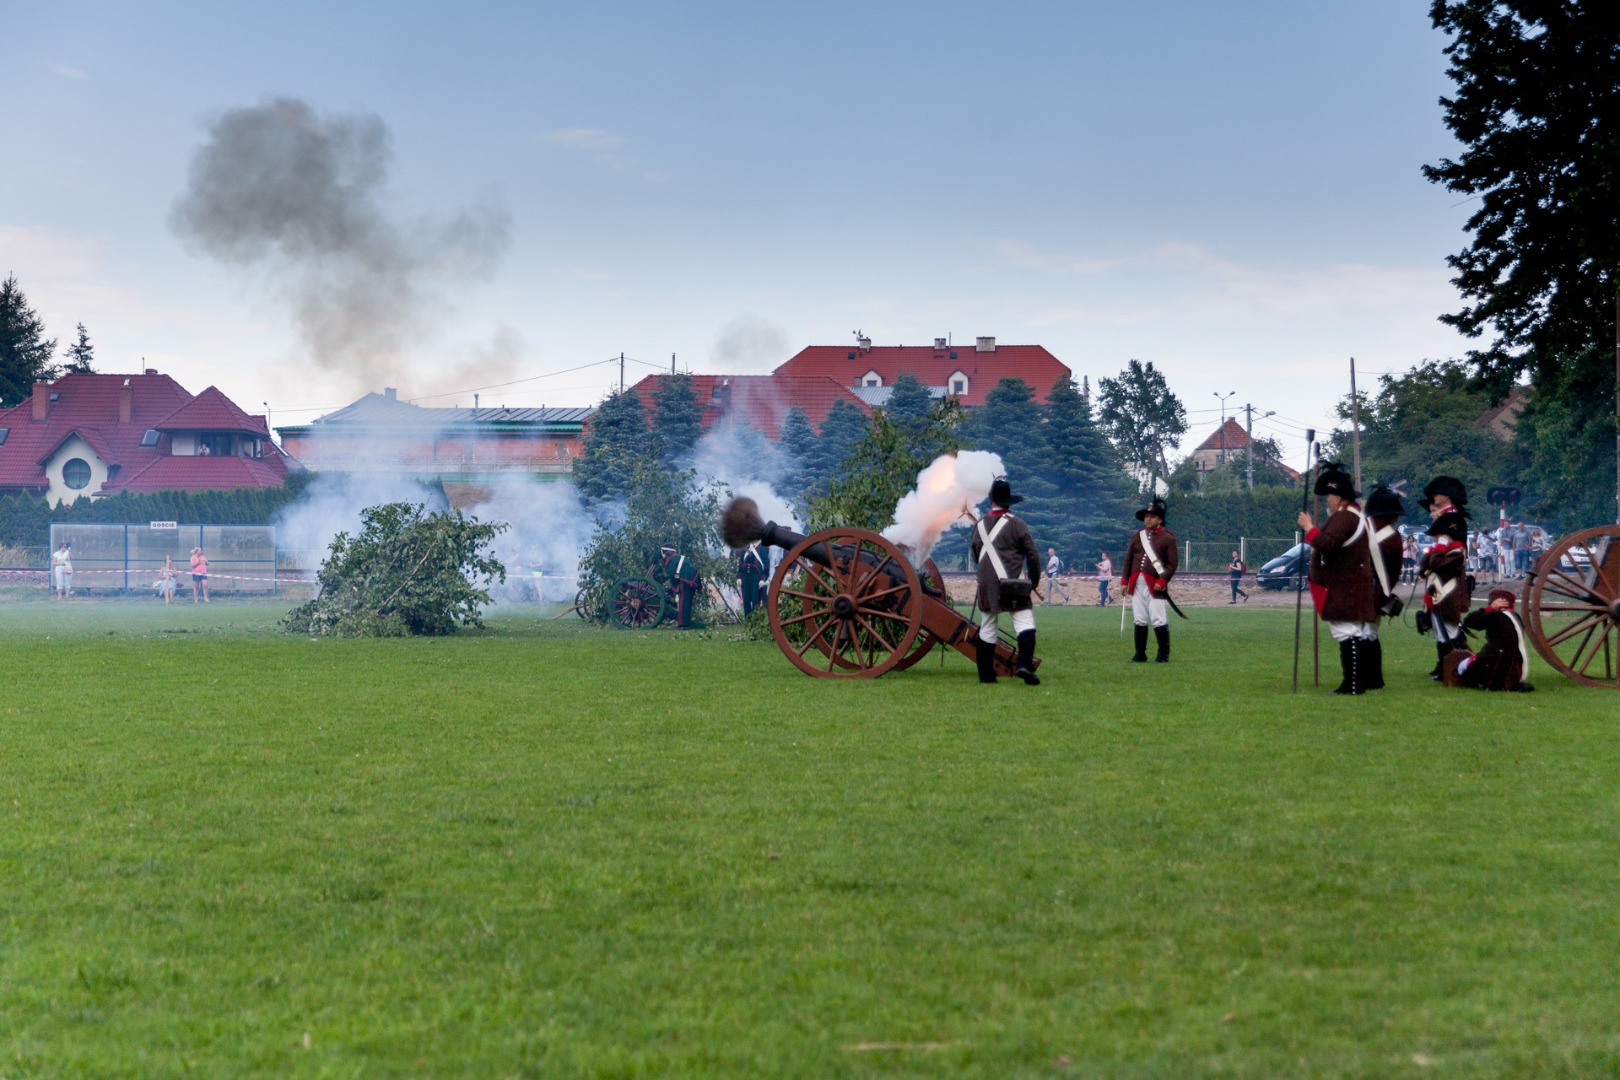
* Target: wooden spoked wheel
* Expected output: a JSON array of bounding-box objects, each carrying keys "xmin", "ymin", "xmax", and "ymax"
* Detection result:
[
  {"xmin": 890, "ymin": 558, "xmax": 947, "ymax": 672},
  {"xmin": 1524, "ymin": 525, "xmax": 1620, "ymax": 690},
  {"xmin": 767, "ymin": 528, "xmax": 923, "ymax": 679},
  {"xmin": 573, "ymin": 586, "xmax": 590, "ymax": 620},
  {"xmin": 609, "ymin": 577, "xmax": 668, "ymax": 630}
]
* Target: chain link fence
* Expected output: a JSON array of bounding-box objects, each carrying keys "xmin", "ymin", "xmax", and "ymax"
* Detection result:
[{"xmin": 1182, "ymin": 538, "xmax": 1299, "ymax": 573}]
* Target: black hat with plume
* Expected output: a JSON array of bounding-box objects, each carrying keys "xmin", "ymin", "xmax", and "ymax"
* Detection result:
[
  {"xmin": 1135, "ymin": 498, "xmax": 1168, "ymax": 522},
  {"xmin": 1314, "ymin": 461, "xmax": 1358, "ymax": 500}
]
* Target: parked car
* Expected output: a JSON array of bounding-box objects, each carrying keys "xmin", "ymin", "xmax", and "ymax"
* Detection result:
[{"xmin": 1255, "ymin": 543, "xmax": 1309, "ymax": 591}]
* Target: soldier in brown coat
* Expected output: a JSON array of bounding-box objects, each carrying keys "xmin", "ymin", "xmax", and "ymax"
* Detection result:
[
  {"xmin": 970, "ymin": 477, "xmax": 1042, "ymax": 685},
  {"xmin": 1122, "ymin": 498, "xmax": 1178, "ymax": 662},
  {"xmin": 1442, "ymin": 589, "xmax": 1534, "ymax": 692},
  {"xmin": 1419, "ymin": 509, "xmax": 1472, "ymax": 680},
  {"xmin": 1298, "ymin": 462, "xmax": 1377, "ymax": 694},
  {"xmin": 1363, "ymin": 485, "xmax": 1408, "ymax": 690}
]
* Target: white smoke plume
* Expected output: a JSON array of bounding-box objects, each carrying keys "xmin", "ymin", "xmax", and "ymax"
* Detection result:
[
  {"xmin": 170, "ymin": 96, "xmax": 510, "ymax": 388},
  {"xmin": 882, "ymin": 450, "xmax": 1005, "ymax": 562},
  {"xmin": 273, "ymin": 472, "xmax": 449, "ymax": 563},
  {"xmin": 461, "ymin": 476, "xmax": 594, "ymax": 603},
  {"xmin": 684, "ymin": 416, "xmax": 803, "ymax": 535}
]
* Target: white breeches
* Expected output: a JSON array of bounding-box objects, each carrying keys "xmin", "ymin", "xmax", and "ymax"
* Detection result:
[
  {"xmin": 1434, "ymin": 618, "xmax": 1462, "ymax": 644},
  {"xmin": 979, "ymin": 609, "xmax": 1036, "ymax": 642},
  {"xmin": 1132, "ymin": 576, "xmax": 1168, "ymax": 628},
  {"xmin": 1327, "ymin": 620, "xmax": 1377, "ymax": 642}
]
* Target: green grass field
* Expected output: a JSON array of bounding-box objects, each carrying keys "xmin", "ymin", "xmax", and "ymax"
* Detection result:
[{"xmin": 1, "ymin": 599, "xmax": 1616, "ymax": 1078}]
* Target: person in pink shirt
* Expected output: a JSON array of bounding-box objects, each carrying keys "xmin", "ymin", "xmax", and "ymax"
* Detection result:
[{"xmin": 189, "ymin": 546, "xmax": 210, "ymax": 603}]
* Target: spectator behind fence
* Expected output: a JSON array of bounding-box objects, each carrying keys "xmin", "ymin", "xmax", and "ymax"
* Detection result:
[
  {"xmin": 1095, "ymin": 551, "xmax": 1113, "ymax": 606},
  {"xmin": 156, "ymin": 554, "xmax": 178, "ymax": 605},
  {"xmin": 51, "ymin": 541, "xmax": 73, "ymax": 600},
  {"xmin": 189, "ymin": 546, "xmax": 210, "ymax": 603}
]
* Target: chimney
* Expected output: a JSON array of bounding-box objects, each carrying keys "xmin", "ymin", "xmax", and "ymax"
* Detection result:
[
  {"xmin": 857, "ymin": 334, "xmax": 872, "ymax": 352},
  {"xmin": 31, "ymin": 382, "xmax": 49, "ymax": 421},
  {"xmin": 119, "ymin": 378, "xmax": 132, "ymax": 423},
  {"xmin": 383, "ymin": 386, "xmax": 397, "ymax": 401},
  {"xmin": 144, "ymin": 368, "xmax": 157, "ymax": 375},
  {"xmin": 933, "ymin": 337, "xmax": 948, "ymax": 352},
  {"xmin": 975, "ymin": 336, "xmax": 996, "ymax": 353}
]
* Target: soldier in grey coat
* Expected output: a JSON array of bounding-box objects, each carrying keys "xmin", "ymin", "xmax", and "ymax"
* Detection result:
[{"xmin": 970, "ymin": 477, "xmax": 1042, "ymax": 685}]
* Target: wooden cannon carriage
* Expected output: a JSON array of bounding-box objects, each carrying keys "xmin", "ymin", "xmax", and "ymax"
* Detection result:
[
  {"xmin": 1521, "ymin": 524, "xmax": 1620, "ymax": 689},
  {"xmin": 721, "ymin": 498, "xmax": 1036, "ymax": 679}
]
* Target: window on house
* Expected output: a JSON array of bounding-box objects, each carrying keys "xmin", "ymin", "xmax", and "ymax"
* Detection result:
[
  {"xmin": 952, "ymin": 379, "xmax": 965, "ymax": 394},
  {"xmin": 0, "ymin": 428, "xmax": 9, "ymax": 445},
  {"xmin": 200, "ymin": 433, "xmax": 232, "ymax": 457},
  {"xmin": 862, "ymin": 369, "xmax": 883, "ymax": 388},
  {"xmin": 63, "ymin": 458, "xmax": 91, "ymax": 490},
  {"xmin": 140, "ymin": 429, "xmax": 160, "ymax": 447}
]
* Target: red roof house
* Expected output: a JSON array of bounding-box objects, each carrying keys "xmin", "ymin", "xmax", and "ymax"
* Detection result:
[
  {"xmin": 771, "ymin": 336, "xmax": 1072, "ymax": 406},
  {"xmin": 1187, "ymin": 417, "xmax": 1299, "ymax": 482},
  {"xmin": 628, "ymin": 374, "xmax": 871, "ymax": 439},
  {"xmin": 0, "ymin": 371, "xmax": 296, "ymax": 506}
]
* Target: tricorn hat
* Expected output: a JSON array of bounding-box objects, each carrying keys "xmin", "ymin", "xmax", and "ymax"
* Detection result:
[
  {"xmin": 1427, "ymin": 509, "xmax": 1468, "ymax": 542},
  {"xmin": 989, "ymin": 477, "xmax": 1024, "ymax": 507},
  {"xmin": 1135, "ymin": 498, "xmax": 1168, "ymax": 522},
  {"xmin": 1364, "ymin": 485, "xmax": 1404, "ymax": 519},
  {"xmin": 1487, "ymin": 588, "xmax": 1517, "ymax": 609},
  {"xmin": 1418, "ymin": 475, "xmax": 1469, "ymax": 512},
  {"xmin": 1314, "ymin": 461, "xmax": 1358, "ymax": 500}
]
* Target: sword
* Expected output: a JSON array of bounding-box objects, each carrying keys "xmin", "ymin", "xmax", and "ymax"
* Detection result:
[{"xmin": 1161, "ymin": 590, "xmax": 1190, "ymax": 620}]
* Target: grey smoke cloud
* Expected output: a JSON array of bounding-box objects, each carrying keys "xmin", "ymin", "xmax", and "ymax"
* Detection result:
[
  {"xmin": 711, "ymin": 315, "xmax": 789, "ymax": 374},
  {"xmin": 170, "ymin": 97, "xmax": 510, "ymax": 386}
]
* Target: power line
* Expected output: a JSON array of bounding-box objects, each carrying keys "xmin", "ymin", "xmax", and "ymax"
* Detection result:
[{"xmin": 404, "ymin": 356, "xmax": 626, "ymax": 403}]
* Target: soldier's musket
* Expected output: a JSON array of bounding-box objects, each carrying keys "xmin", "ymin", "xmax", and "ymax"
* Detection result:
[{"xmin": 1292, "ymin": 430, "xmax": 1317, "ymax": 693}]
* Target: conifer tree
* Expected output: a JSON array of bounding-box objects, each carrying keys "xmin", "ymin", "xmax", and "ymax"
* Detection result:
[
  {"xmin": 1040, "ymin": 375, "xmax": 1136, "ymax": 562},
  {"xmin": 0, "ymin": 274, "xmax": 58, "ymax": 407},
  {"xmin": 650, "ymin": 373, "xmax": 704, "ymax": 466},
  {"xmin": 884, "ymin": 372, "xmax": 934, "ymax": 434},
  {"xmin": 776, "ymin": 406, "xmax": 818, "ymax": 506},
  {"xmin": 63, "ymin": 323, "xmax": 96, "ymax": 374},
  {"xmin": 809, "ymin": 398, "xmax": 870, "ymax": 492},
  {"xmin": 573, "ymin": 388, "xmax": 650, "ymax": 501}
]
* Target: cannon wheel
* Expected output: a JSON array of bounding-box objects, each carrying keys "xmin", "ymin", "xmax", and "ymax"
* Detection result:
[
  {"xmin": 767, "ymin": 527, "xmax": 923, "ymax": 678},
  {"xmin": 573, "ymin": 586, "xmax": 590, "ymax": 620},
  {"xmin": 890, "ymin": 558, "xmax": 947, "ymax": 672},
  {"xmin": 609, "ymin": 577, "xmax": 668, "ymax": 630},
  {"xmin": 1524, "ymin": 524, "xmax": 1620, "ymax": 690}
]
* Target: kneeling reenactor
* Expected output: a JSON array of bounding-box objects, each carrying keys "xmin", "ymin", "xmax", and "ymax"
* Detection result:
[{"xmin": 1442, "ymin": 589, "xmax": 1534, "ymax": 691}]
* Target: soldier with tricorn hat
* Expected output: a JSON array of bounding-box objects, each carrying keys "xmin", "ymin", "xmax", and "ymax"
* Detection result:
[
  {"xmin": 1122, "ymin": 497, "xmax": 1178, "ymax": 663},
  {"xmin": 970, "ymin": 476, "xmax": 1042, "ymax": 685},
  {"xmin": 1418, "ymin": 506, "xmax": 1472, "ymax": 680},
  {"xmin": 1297, "ymin": 462, "xmax": 1380, "ymax": 695},
  {"xmin": 1362, "ymin": 485, "xmax": 1408, "ymax": 690},
  {"xmin": 1419, "ymin": 475, "xmax": 1468, "ymax": 520},
  {"xmin": 1441, "ymin": 588, "xmax": 1534, "ymax": 691}
]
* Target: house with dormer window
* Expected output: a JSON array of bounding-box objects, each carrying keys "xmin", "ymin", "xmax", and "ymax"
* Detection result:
[{"xmin": 0, "ymin": 370, "xmax": 297, "ymax": 506}]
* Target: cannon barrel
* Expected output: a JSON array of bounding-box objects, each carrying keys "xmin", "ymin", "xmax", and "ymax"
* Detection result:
[{"xmin": 721, "ymin": 497, "xmax": 943, "ymax": 598}]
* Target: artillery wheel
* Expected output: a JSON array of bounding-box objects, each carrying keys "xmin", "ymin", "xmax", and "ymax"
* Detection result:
[
  {"xmin": 1524, "ymin": 525, "xmax": 1620, "ymax": 690},
  {"xmin": 573, "ymin": 586, "xmax": 590, "ymax": 620},
  {"xmin": 768, "ymin": 527, "xmax": 923, "ymax": 678},
  {"xmin": 890, "ymin": 558, "xmax": 947, "ymax": 672},
  {"xmin": 609, "ymin": 577, "xmax": 668, "ymax": 630}
]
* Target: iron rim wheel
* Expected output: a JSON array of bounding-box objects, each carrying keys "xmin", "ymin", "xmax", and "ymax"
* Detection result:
[
  {"xmin": 609, "ymin": 576, "xmax": 668, "ymax": 630},
  {"xmin": 1524, "ymin": 525, "xmax": 1620, "ymax": 690},
  {"xmin": 766, "ymin": 527, "xmax": 923, "ymax": 679}
]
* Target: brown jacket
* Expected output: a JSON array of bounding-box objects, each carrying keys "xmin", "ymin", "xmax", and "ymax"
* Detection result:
[
  {"xmin": 1419, "ymin": 541, "xmax": 1471, "ymax": 624},
  {"xmin": 1122, "ymin": 526, "xmax": 1178, "ymax": 594},
  {"xmin": 971, "ymin": 510, "xmax": 1040, "ymax": 613},
  {"xmin": 1307, "ymin": 505, "xmax": 1377, "ymax": 623},
  {"xmin": 1370, "ymin": 515, "xmax": 1405, "ymax": 612}
]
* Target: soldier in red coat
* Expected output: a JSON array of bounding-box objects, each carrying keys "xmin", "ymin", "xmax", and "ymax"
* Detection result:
[
  {"xmin": 1298, "ymin": 462, "xmax": 1377, "ymax": 695},
  {"xmin": 1122, "ymin": 498, "xmax": 1178, "ymax": 663}
]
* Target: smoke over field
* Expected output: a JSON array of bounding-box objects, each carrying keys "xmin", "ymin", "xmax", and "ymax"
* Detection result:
[{"xmin": 170, "ymin": 97, "xmax": 510, "ymax": 387}]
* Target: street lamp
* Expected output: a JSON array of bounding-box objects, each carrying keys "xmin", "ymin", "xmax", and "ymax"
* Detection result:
[{"xmin": 1213, "ymin": 391, "xmax": 1237, "ymax": 466}]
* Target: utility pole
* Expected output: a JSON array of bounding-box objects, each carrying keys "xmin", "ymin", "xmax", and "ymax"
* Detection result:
[
  {"xmin": 1244, "ymin": 403, "xmax": 1275, "ymax": 490},
  {"xmin": 1350, "ymin": 357, "xmax": 1363, "ymax": 493},
  {"xmin": 619, "ymin": 352, "xmax": 625, "ymax": 394},
  {"xmin": 671, "ymin": 352, "xmax": 676, "ymax": 374},
  {"xmin": 1614, "ymin": 292, "xmax": 1619, "ymax": 523}
]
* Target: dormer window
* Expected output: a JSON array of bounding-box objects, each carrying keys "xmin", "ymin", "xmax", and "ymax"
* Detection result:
[
  {"xmin": 140, "ymin": 429, "xmax": 160, "ymax": 447},
  {"xmin": 948, "ymin": 370, "xmax": 969, "ymax": 396},
  {"xmin": 861, "ymin": 370, "xmax": 883, "ymax": 388},
  {"xmin": 0, "ymin": 428, "xmax": 9, "ymax": 445}
]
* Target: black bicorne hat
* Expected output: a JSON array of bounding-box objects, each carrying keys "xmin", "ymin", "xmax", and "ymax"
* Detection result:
[
  {"xmin": 1364, "ymin": 485, "xmax": 1404, "ymax": 519},
  {"xmin": 1427, "ymin": 509, "xmax": 1468, "ymax": 542},
  {"xmin": 989, "ymin": 477, "xmax": 1024, "ymax": 506},
  {"xmin": 1314, "ymin": 461, "xmax": 1358, "ymax": 500},
  {"xmin": 1135, "ymin": 498, "xmax": 1168, "ymax": 522},
  {"xmin": 1418, "ymin": 475, "xmax": 1469, "ymax": 512}
]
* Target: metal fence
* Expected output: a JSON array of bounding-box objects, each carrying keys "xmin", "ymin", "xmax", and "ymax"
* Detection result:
[
  {"xmin": 1183, "ymin": 537, "xmax": 1299, "ymax": 573},
  {"xmin": 47, "ymin": 523, "xmax": 278, "ymax": 595}
]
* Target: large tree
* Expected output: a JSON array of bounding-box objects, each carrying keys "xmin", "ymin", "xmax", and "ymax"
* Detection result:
[
  {"xmin": 810, "ymin": 395, "xmax": 965, "ymax": 533},
  {"xmin": 0, "ymin": 274, "xmax": 58, "ymax": 406},
  {"xmin": 1038, "ymin": 376, "xmax": 1137, "ymax": 560},
  {"xmin": 1425, "ymin": 2, "xmax": 1619, "ymax": 523},
  {"xmin": 1096, "ymin": 359, "xmax": 1188, "ymax": 495},
  {"xmin": 808, "ymin": 398, "xmax": 870, "ymax": 491},
  {"xmin": 650, "ymin": 373, "xmax": 704, "ymax": 466},
  {"xmin": 572, "ymin": 388, "xmax": 649, "ymax": 501}
]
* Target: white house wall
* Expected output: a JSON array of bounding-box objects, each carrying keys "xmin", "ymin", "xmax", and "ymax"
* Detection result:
[{"xmin": 43, "ymin": 435, "xmax": 108, "ymax": 507}]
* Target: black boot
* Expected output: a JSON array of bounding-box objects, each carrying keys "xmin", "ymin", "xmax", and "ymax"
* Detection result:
[
  {"xmin": 1365, "ymin": 638, "xmax": 1385, "ymax": 690},
  {"xmin": 1153, "ymin": 625, "xmax": 1170, "ymax": 663},
  {"xmin": 1430, "ymin": 640, "xmax": 1454, "ymax": 682},
  {"xmin": 1015, "ymin": 630, "xmax": 1040, "ymax": 685},
  {"xmin": 975, "ymin": 637, "xmax": 998, "ymax": 684},
  {"xmin": 1334, "ymin": 639, "xmax": 1364, "ymax": 695},
  {"xmin": 1130, "ymin": 624, "xmax": 1149, "ymax": 662},
  {"xmin": 1333, "ymin": 640, "xmax": 1353, "ymax": 694}
]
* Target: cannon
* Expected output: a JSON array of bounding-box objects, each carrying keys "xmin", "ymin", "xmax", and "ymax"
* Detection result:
[
  {"xmin": 574, "ymin": 577, "xmax": 674, "ymax": 629},
  {"xmin": 720, "ymin": 498, "xmax": 1037, "ymax": 679},
  {"xmin": 1522, "ymin": 524, "xmax": 1620, "ymax": 689}
]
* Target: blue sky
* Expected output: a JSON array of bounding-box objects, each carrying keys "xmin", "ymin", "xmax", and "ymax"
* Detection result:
[{"xmin": 2, "ymin": 1, "xmax": 1477, "ymax": 464}]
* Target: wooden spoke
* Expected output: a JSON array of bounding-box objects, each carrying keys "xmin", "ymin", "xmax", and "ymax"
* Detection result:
[
  {"xmin": 1525, "ymin": 525, "xmax": 1620, "ymax": 690},
  {"xmin": 767, "ymin": 527, "xmax": 923, "ymax": 679},
  {"xmin": 1545, "ymin": 611, "xmax": 1609, "ymax": 648}
]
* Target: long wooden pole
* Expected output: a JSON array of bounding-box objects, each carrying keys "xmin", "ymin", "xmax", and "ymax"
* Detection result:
[
  {"xmin": 1292, "ymin": 430, "xmax": 1316, "ymax": 692},
  {"xmin": 1350, "ymin": 357, "xmax": 1363, "ymax": 494},
  {"xmin": 1614, "ymin": 292, "xmax": 1618, "ymax": 524},
  {"xmin": 1312, "ymin": 442, "xmax": 1321, "ymax": 687}
]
